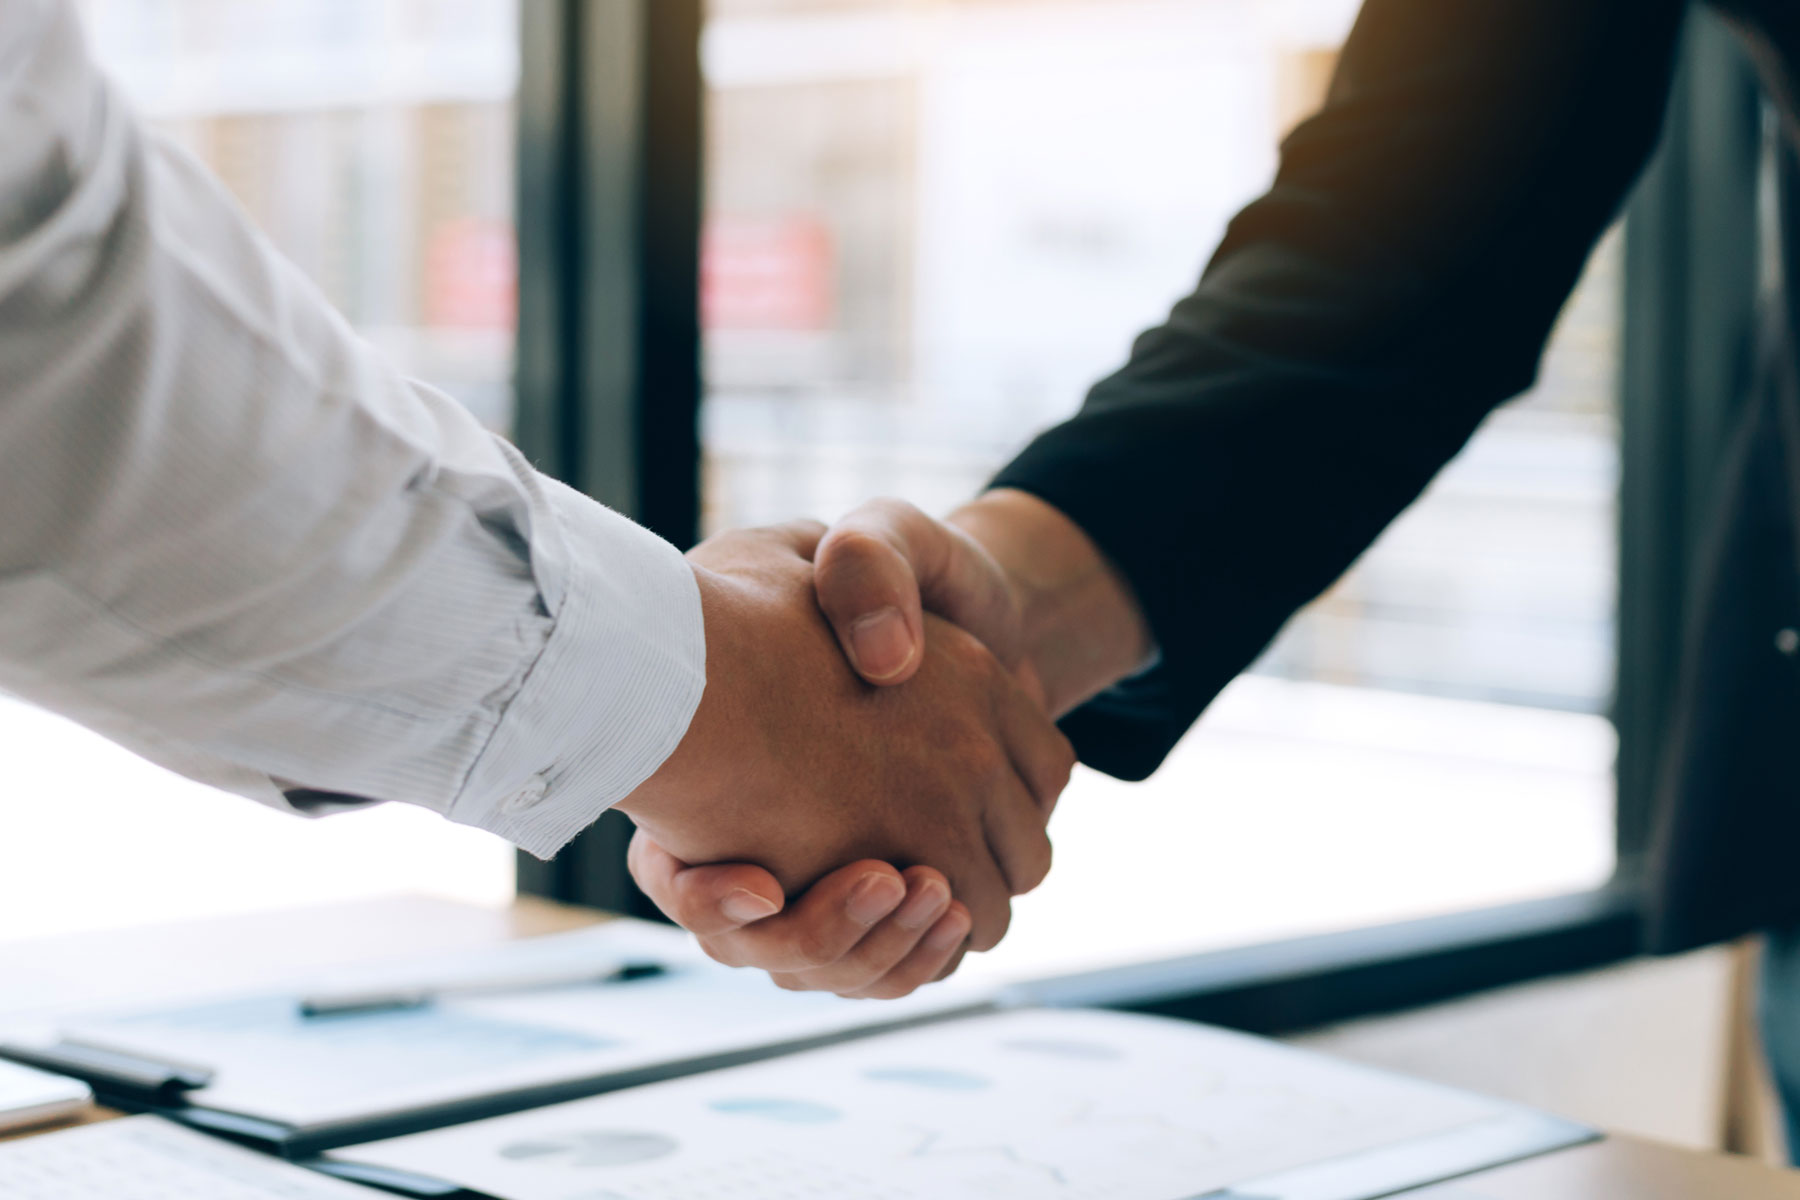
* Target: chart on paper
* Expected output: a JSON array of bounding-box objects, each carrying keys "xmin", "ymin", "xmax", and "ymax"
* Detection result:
[{"xmin": 334, "ymin": 1008, "xmax": 1529, "ymax": 1200}]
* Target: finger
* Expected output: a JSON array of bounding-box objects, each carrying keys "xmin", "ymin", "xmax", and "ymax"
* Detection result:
[
  {"xmin": 848, "ymin": 901, "xmax": 973, "ymax": 1000},
  {"xmin": 933, "ymin": 939, "xmax": 971, "ymax": 983},
  {"xmin": 766, "ymin": 867, "xmax": 952, "ymax": 996},
  {"xmin": 627, "ymin": 833, "xmax": 786, "ymax": 937},
  {"xmin": 815, "ymin": 499, "xmax": 1023, "ymax": 686},
  {"xmin": 995, "ymin": 670, "xmax": 1078, "ymax": 817},
  {"xmin": 813, "ymin": 502, "xmax": 931, "ymax": 684},
  {"xmin": 699, "ymin": 861, "xmax": 908, "ymax": 973},
  {"xmin": 948, "ymin": 843, "xmax": 1015, "ymax": 955},
  {"xmin": 981, "ymin": 769, "xmax": 1055, "ymax": 901},
  {"xmin": 964, "ymin": 659, "xmax": 1058, "ymax": 898}
]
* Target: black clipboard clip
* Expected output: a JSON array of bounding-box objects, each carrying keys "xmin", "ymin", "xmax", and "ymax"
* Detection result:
[{"xmin": 0, "ymin": 1038, "xmax": 214, "ymax": 1107}]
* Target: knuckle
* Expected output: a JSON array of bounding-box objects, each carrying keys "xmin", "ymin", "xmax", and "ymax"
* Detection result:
[
  {"xmin": 668, "ymin": 883, "xmax": 720, "ymax": 929},
  {"xmin": 939, "ymin": 621, "xmax": 993, "ymax": 670},
  {"xmin": 863, "ymin": 496, "xmax": 924, "ymax": 527},
  {"xmin": 1017, "ymin": 837, "xmax": 1053, "ymax": 894},
  {"xmin": 697, "ymin": 937, "xmax": 745, "ymax": 970},
  {"xmin": 837, "ymin": 944, "xmax": 903, "ymax": 989},
  {"xmin": 817, "ymin": 528, "xmax": 894, "ymax": 581},
  {"xmin": 827, "ymin": 972, "xmax": 882, "ymax": 997},
  {"xmin": 857, "ymin": 980, "xmax": 912, "ymax": 1001},
  {"xmin": 792, "ymin": 927, "xmax": 846, "ymax": 970},
  {"xmin": 973, "ymin": 905, "xmax": 1012, "ymax": 952},
  {"xmin": 947, "ymin": 728, "xmax": 1004, "ymax": 779}
]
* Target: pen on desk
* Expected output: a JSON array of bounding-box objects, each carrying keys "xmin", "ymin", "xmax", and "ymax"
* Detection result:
[{"xmin": 298, "ymin": 960, "xmax": 668, "ymax": 1018}]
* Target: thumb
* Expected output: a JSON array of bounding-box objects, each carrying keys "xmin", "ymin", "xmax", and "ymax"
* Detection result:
[
  {"xmin": 814, "ymin": 498, "xmax": 1025, "ymax": 687},
  {"xmin": 628, "ymin": 830, "xmax": 785, "ymax": 937}
]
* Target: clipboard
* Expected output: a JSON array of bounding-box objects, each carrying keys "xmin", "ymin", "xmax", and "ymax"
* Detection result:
[{"xmin": 6, "ymin": 919, "xmax": 994, "ymax": 1157}]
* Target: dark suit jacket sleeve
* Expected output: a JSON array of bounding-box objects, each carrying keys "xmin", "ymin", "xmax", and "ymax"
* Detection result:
[{"xmin": 991, "ymin": 0, "xmax": 1690, "ymax": 779}]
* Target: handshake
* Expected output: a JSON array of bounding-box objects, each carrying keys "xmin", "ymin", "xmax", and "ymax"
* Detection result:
[{"xmin": 615, "ymin": 489, "xmax": 1154, "ymax": 999}]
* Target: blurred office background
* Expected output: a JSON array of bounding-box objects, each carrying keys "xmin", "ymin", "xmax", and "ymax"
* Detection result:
[
  {"xmin": 5, "ymin": 0, "xmax": 1786, "ymax": 1159},
  {"xmin": 4, "ymin": 0, "xmax": 1620, "ymax": 976},
  {"xmin": 690, "ymin": 0, "xmax": 1621, "ymax": 980}
]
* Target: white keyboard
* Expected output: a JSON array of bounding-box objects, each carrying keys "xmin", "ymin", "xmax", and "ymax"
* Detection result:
[{"xmin": 0, "ymin": 1117, "xmax": 382, "ymax": 1200}]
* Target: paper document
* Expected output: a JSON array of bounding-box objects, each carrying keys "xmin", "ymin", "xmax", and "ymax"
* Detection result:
[
  {"xmin": 0, "ymin": 1116, "xmax": 385, "ymax": 1199},
  {"xmin": 52, "ymin": 919, "xmax": 989, "ymax": 1140},
  {"xmin": 333, "ymin": 1008, "xmax": 1591, "ymax": 1200}
]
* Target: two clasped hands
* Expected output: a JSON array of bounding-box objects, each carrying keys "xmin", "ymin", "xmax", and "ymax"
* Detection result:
[{"xmin": 613, "ymin": 488, "xmax": 1156, "ymax": 999}]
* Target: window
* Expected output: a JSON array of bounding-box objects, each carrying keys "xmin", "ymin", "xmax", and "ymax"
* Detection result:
[
  {"xmin": 1, "ymin": 1, "xmax": 1756, "ymax": 1017},
  {"xmin": 698, "ymin": 0, "xmax": 1620, "ymax": 985},
  {"xmin": 0, "ymin": 0, "xmax": 521, "ymax": 942}
]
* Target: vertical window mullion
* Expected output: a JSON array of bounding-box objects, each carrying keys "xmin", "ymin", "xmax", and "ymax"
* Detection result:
[
  {"xmin": 514, "ymin": 0, "xmax": 705, "ymax": 912},
  {"xmin": 1615, "ymin": 13, "xmax": 1762, "ymax": 878}
]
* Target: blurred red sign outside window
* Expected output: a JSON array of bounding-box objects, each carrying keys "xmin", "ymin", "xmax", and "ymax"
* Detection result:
[
  {"xmin": 425, "ymin": 217, "xmax": 517, "ymax": 330},
  {"xmin": 703, "ymin": 215, "xmax": 835, "ymax": 331}
]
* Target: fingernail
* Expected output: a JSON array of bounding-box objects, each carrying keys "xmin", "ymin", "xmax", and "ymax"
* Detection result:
[
  {"xmin": 846, "ymin": 873, "xmax": 906, "ymax": 927},
  {"xmin": 849, "ymin": 608, "xmax": 914, "ymax": 681},
  {"xmin": 925, "ymin": 910, "xmax": 971, "ymax": 952},
  {"xmin": 894, "ymin": 879, "xmax": 950, "ymax": 931},
  {"xmin": 721, "ymin": 888, "xmax": 780, "ymax": 924}
]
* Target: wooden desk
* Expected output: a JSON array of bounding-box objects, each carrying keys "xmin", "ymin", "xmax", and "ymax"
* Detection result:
[
  {"xmin": 2, "ymin": 896, "xmax": 1796, "ymax": 1196},
  {"xmin": 1414, "ymin": 1135, "xmax": 1800, "ymax": 1198}
]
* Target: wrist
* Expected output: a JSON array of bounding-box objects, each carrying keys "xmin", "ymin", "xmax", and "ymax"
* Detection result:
[
  {"xmin": 614, "ymin": 562, "xmax": 735, "ymax": 831},
  {"xmin": 949, "ymin": 488, "xmax": 1154, "ymax": 717}
]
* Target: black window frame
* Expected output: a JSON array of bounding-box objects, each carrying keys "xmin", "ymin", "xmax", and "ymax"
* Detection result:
[
  {"xmin": 515, "ymin": 2, "xmax": 1769, "ymax": 1034},
  {"xmin": 512, "ymin": 0, "xmax": 705, "ymax": 914}
]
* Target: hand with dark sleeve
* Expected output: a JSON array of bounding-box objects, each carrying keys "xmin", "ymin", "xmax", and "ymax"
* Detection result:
[{"xmin": 993, "ymin": 0, "xmax": 1689, "ymax": 777}]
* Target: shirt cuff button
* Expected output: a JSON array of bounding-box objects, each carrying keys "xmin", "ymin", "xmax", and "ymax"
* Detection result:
[{"xmin": 501, "ymin": 775, "xmax": 550, "ymax": 814}]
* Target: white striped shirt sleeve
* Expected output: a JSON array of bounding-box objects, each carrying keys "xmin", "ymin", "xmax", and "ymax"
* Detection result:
[{"xmin": 0, "ymin": 0, "xmax": 705, "ymax": 858}]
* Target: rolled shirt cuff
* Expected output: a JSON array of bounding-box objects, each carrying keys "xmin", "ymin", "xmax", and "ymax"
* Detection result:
[{"xmin": 450, "ymin": 479, "xmax": 706, "ymax": 859}]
